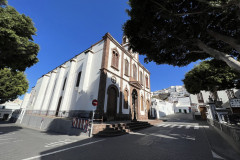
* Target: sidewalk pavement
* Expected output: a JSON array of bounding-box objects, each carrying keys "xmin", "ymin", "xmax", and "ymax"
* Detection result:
[{"xmin": 200, "ymin": 121, "xmax": 240, "ymax": 160}]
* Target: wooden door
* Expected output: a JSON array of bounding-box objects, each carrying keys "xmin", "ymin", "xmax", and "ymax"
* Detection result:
[{"xmin": 199, "ymin": 107, "xmax": 207, "ymax": 120}]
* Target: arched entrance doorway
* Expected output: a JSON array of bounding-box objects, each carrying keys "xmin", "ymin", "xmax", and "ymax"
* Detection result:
[
  {"xmin": 107, "ymin": 85, "xmax": 119, "ymax": 120},
  {"xmin": 132, "ymin": 89, "xmax": 138, "ymax": 121}
]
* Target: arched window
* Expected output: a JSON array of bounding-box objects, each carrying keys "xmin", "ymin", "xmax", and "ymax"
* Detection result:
[
  {"xmin": 124, "ymin": 89, "xmax": 128, "ymax": 109},
  {"xmin": 140, "ymin": 71, "xmax": 143, "ymax": 85},
  {"xmin": 125, "ymin": 59, "xmax": 129, "ymax": 76},
  {"xmin": 145, "ymin": 75, "xmax": 149, "ymax": 88},
  {"xmin": 133, "ymin": 64, "xmax": 137, "ymax": 80},
  {"xmin": 111, "ymin": 50, "xmax": 119, "ymax": 69},
  {"xmin": 141, "ymin": 96, "xmax": 144, "ymax": 111}
]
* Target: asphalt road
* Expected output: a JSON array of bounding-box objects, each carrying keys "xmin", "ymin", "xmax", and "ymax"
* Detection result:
[{"xmin": 0, "ymin": 114, "xmax": 239, "ymax": 160}]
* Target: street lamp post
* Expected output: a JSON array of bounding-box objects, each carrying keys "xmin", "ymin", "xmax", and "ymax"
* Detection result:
[{"xmin": 132, "ymin": 90, "xmax": 138, "ymax": 121}]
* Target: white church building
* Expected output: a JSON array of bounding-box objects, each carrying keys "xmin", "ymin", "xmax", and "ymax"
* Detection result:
[{"xmin": 23, "ymin": 33, "xmax": 151, "ymax": 121}]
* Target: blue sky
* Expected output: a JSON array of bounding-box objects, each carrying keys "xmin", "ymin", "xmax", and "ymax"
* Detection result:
[{"xmin": 9, "ymin": 0, "xmax": 197, "ymax": 93}]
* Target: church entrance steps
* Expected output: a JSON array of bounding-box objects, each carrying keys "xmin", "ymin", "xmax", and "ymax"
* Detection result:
[
  {"xmin": 93, "ymin": 121, "xmax": 153, "ymax": 137},
  {"xmin": 139, "ymin": 119, "xmax": 163, "ymax": 126}
]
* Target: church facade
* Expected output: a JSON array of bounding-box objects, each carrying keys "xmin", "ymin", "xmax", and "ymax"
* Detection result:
[{"xmin": 25, "ymin": 33, "xmax": 151, "ymax": 121}]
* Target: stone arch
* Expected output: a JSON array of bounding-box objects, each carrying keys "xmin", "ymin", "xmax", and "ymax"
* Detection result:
[{"xmin": 107, "ymin": 84, "xmax": 119, "ymax": 97}]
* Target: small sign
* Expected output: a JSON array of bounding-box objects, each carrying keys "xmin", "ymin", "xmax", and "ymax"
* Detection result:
[
  {"xmin": 92, "ymin": 99, "xmax": 98, "ymax": 106},
  {"xmin": 229, "ymin": 99, "xmax": 240, "ymax": 108}
]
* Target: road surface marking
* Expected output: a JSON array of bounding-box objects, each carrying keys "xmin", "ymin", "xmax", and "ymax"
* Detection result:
[
  {"xmin": 0, "ymin": 138, "xmax": 16, "ymax": 141},
  {"xmin": 194, "ymin": 126, "xmax": 199, "ymax": 129},
  {"xmin": 0, "ymin": 140, "xmax": 23, "ymax": 145},
  {"xmin": 170, "ymin": 124, "xmax": 177, "ymax": 128},
  {"xmin": 162, "ymin": 124, "xmax": 171, "ymax": 127},
  {"xmin": 177, "ymin": 125, "xmax": 184, "ymax": 128},
  {"xmin": 151, "ymin": 133, "xmax": 177, "ymax": 139},
  {"xmin": 186, "ymin": 125, "xmax": 191, "ymax": 129},
  {"xmin": 22, "ymin": 139, "xmax": 105, "ymax": 160},
  {"xmin": 211, "ymin": 151, "xmax": 225, "ymax": 159},
  {"xmin": 129, "ymin": 132, "xmax": 146, "ymax": 136},
  {"xmin": 45, "ymin": 139, "xmax": 77, "ymax": 148}
]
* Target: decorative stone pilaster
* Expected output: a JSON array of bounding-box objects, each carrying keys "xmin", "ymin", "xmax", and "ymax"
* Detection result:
[
  {"xmin": 32, "ymin": 75, "xmax": 50, "ymax": 111},
  {"xmin": 96, "ymin": 69, "xmax": 107, "ymax": 118},
  {"xmin": 41, "ymin": 71, "xmax": 57, "ymax": 112},
  {"xmin": 61, "ymin": 59, "xmax": 77, "ymax": 114},
  {"xmin": 48, "ymin": 66, "xmax": 66, "ymax": 114}
]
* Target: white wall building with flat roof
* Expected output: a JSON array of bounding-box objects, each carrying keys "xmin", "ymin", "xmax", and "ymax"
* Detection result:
[
  {"xmin": 151, "ymin": 98, "xmax": 175, "ymax": 119},
  {"xmin": 0, "ymin": 98, "xmax": 22, "ymax": 120},
  {"xmin": 175, "ymin": 97, "xmax": 191, "ymax": 113}
]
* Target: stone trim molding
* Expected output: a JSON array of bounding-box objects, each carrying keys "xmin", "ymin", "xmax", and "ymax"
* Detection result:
[
  {"xmin": 100, "ymin": 68, "xmax": 151, "ymax": 94},
  {"xmin": 103, "ymin": 32, "xmax": 150, "ymax": 74}
]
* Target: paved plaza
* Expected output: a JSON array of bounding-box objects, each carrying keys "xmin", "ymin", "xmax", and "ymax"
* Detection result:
[{"xmin": 0, "ymin": 114, "xmax": 240, "ymax": 160}]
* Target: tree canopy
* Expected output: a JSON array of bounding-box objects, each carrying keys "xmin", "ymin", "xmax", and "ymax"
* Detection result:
[
  {"xmin": 0, "ymin": 0, "xmax": 7, "ymax": 5},
  {"xmin": 0, "ymin": 0, "xmax": 39, "ymax": 71},
  {"xmin": 124, "ymin": 0, "xmax": 240, "ymax": 72},
  {"xmin": 0, "ymin": 68, "xmax": 28, "ymax": 104},
  {"xmin": 183, "ymin": 60, "xmax": 239, "ymax": 94}
]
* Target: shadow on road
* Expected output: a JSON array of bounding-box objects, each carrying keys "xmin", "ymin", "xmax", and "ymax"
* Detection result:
[
  {"xmin": 44, "ymin": 118, "xmax": 90, "ymax": 137},
  {"xmin": 36, "ymin": 125, "xmax": 213, "ymax": 160},
  {"xmin": 0, "ymin": 121, "xmax": 23, "ymax": 135}
]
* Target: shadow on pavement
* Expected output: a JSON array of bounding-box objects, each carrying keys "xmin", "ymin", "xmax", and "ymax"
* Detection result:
[
  {"xmin": 37, "ymin": 125, "xmax": 214, "ymax": 160},
  {"xmin": 44, "ymin": 118, "xmax": 90, "ymax": 137},
  {"xmin": 0, "ymin": 121, "xmax": 23, "ymax": 135}
]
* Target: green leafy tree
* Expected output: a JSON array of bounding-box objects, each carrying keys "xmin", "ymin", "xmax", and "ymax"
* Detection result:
[
  {"xmin": 0, "ymin": 0, "xmax": 39, "ymax": 71},
  {"xmin": 183, "ymin": 60, "xmax": 239, "ymax": 94},
  {"xmin": 0, "ymin": 68, "xmax": 28, "ymax": 104},
  {"xmin": 124, "ymin": 0, "xmax": 240, "ymax": 72}
]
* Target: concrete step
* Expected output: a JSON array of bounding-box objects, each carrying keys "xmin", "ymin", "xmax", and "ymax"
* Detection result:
[{"xmin": 93, "ymin": 121, "xmax": 152, "ymax": 137}]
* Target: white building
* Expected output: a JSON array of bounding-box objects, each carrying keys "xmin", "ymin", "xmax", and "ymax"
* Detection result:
[
  {"xmin": 190, "ymin": 89, "xmax": 240, "ymax": 119},
  {"xmin": 174, "ymin": 97, "xmax": 191, "ymax": 113},
  {"xmin": 151, "ymin": 85, "xmax": 191, "ymax": 117},
  {"xmin": 0, "ymin": 98, "xmax": 22, "ymax": 120},
  {"xmin": 151, "ymin": 98, "xmax": 175, "ymax": 119},
  {"xmin": 22, "ymin": 33, "xmax": 151, "ymax": 121}
]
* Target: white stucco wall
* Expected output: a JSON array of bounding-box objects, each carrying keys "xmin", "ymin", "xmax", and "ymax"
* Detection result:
[
  {"xmin": 151, "ymin": 99, "xmax": 175, "ymax": 118},
  {"xmin": 20, "ymin": 93, "xmax": 30, "ymax": 109}
]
